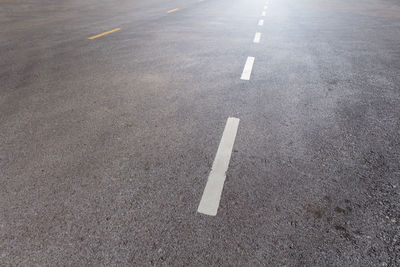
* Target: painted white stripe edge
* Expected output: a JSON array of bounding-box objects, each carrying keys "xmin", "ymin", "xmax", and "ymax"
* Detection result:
[
  {"xmin": 258, "ymin": 19, "xmax": 264, "ymax": 26},
  {"xmin": 240, "ymin": 56, "xmax": 255, "ymax": 80},
  {"xmin": 253, "ymin": 32, "xmax": 261, "ymax": 43},
  {"xmin": 197, "ymin": 117, "xmax": 240, "ymax": 216}
]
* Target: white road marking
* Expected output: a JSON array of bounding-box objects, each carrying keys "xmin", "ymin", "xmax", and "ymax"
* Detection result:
[
  {"xmin": 258, "ymin": 19, "xmax": 264, "ymax": 26},
  {"xmin": 262, "ymin": 11, "xmax": 266, "ymax": 16},
  {"xmin": 253, "ymin": 32, "xmax": 261, "ymax": 43},
  {"xmin": 197, "ymin": 117, "xmax": 240, "ymax": 216},
  {"xmin": 240, "ymin": 56, "xmax": 255, "ymax": 80},
  {"xmin": 264, "ymin": 5, "xmax": 268, "ymax": 9}
]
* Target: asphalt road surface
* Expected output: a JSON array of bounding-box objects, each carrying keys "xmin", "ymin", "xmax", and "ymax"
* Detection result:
[{"xmin": 1, "ymin": 0, "xmax": 400, "ymax": 265}]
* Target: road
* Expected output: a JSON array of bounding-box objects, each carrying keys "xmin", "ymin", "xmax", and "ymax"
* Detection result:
[{"xmin": 1, "ymin": 0, "xmax": 400, "ymax": 265}]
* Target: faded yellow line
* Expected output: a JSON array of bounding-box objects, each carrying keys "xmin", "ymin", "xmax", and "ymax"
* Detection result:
[
  {"xmin": 167, "ymin": 8, "xmax": 179, "ymax": 13},
  {"xmin": 88, "ymin": 28, "xmax": 121, "ymax": 40}
]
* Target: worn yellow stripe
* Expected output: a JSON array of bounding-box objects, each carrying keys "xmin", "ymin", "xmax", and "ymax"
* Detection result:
[
  {"xmin": 88, "ymin": 28, "xmax": 121, "ymax": 40},
  {"xmin": 167, "ymin": 8, "xmax": 179, "ymax": 13}
]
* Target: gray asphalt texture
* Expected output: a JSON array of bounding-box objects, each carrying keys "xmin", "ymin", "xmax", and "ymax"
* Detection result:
[{"xmin": 1, "ymin": 0, "xmax": 400, "ymax": 265}]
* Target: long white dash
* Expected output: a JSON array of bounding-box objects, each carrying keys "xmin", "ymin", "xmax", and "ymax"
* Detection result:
[
  {"xmin": 253, "ymin": 32, "xmax": 261, "ymax": 43},
  {"xmin": 264, "ymin": 5, "xmax": 268, "ymax": 9},
  {"xmin": 262, "ymin": 11, "xmax": 266, "ymax": 16},
  {"xmin": 240, "ymin": 56, "xmax": 255, "ymax": 80},
  {"xmin": 197, "ymin": 117, "xmax": 240, "ymax": 216},
  {"xmin": 258, "ymin": 19, "xmax": 264, "ymax": 26}
]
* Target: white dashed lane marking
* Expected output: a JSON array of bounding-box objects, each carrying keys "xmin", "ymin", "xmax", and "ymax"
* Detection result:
[
  {"xmin": 240, "ymin": 56, "xmax": 255, "ymax": 80},
  {"xmin": 197, "ymin": 118, "xmax": 240, "ymax": 216},
  {"xmin": 253, "ymin": 32, "xmax": 261, "ymax": 43}
]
